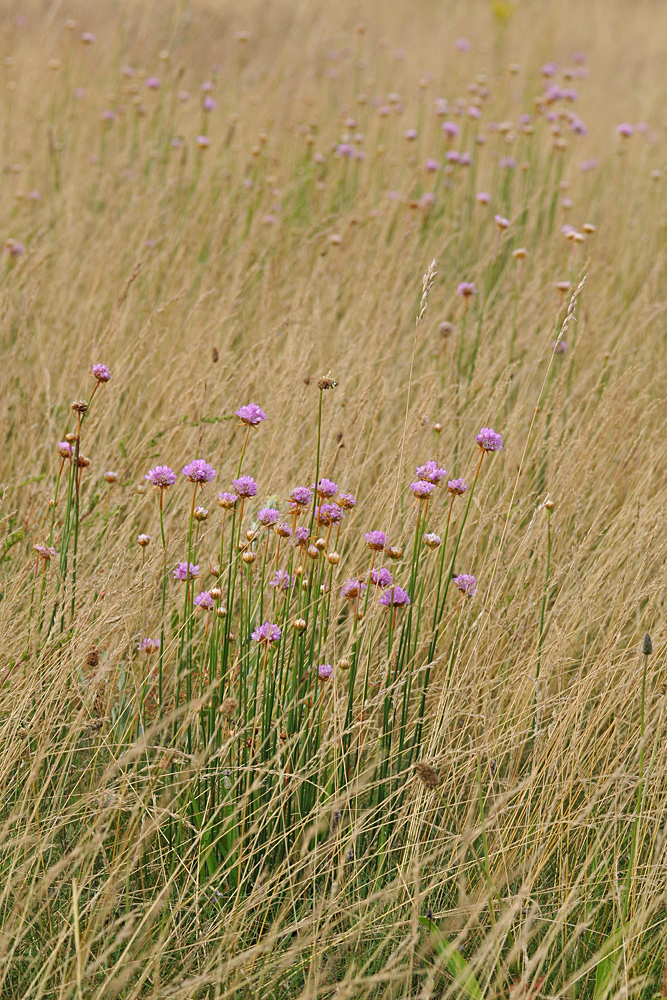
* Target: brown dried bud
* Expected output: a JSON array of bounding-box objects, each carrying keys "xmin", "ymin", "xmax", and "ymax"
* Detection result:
[
  {"xmin": 209, "ymin": 586, "xmax": 222, "ymax": 599},
  {"xmin": 77, "ymin": 455, "xmax": 91, "ymax": 468},
  {"xmin": 327, "ymin": 551, "xmax": 340, "ymax": 564},
  {"xmin": 415, "ymin": 761, "xmax": 441, "ymax": 790},
  {"xmin": 643, "ymin": 634, "xmax": 653, "ymax": 656},
  {"xmin": 433, "ymin": 423, "xmax": 443, "ymax": 433},
  {"xmin": 212, "ymin": 347, "xmax": 219, "ymax": 363},
  {"xmin": 317, "ymin": 373, "xmax": 338, "ymax": 390},
  {"xmin": 71, "ymin": 400, "xmax": 88, "ymax": 414},
  {"xmin": 86, "ymin": 647, "xmax": 100, "ymax": 667},
  {"xmin": 220, "ymin": 698, "xmax": 238, "ymax": 719}
]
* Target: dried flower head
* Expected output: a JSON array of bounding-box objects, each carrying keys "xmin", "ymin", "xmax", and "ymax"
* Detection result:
[
  {"xmin": 235, "ymin": 402, "xmax": 267, "ymax": 427},
  {"xmin": 220, "ymin": 698, "xmax": 238, "ymax": 719},
  {"xmin": 183, "ymin": 459, "xmax": 216, "ymax": 483},
  {"xmin": 415, "ymin": 761, "xmax": 441, "ymax": 789},
  {"xmin": 317, "ymin": 373, "xmax": 338, "ymax": 390},
  {"xmin": 643, "ymin": 633, "xmax": 653, "ymax": 656},
  {"xmin": 71, "ymin": 400, "xmax": 88, "ymax": 414}
]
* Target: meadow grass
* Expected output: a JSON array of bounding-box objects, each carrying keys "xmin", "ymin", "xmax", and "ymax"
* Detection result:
[{"xmin": 2, "ymin": 1, "xmax": 667, "ymax": 997}]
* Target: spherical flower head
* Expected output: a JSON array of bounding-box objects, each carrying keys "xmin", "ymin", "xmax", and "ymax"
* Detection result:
[
  {"xmin": 369, "ymin": 567, "xmax": 393, "ymax": 588},
  {"xmin": 217, "ymin": 491, "xmax": 237, "ymax": 509},
  {"xmin": 92, "ymin": 363, "xmax": 112, "ymax": 383},
  {"xmin": 416, "ymin": 460, "xmax": 447, "ymax": 484},
  {"xmin": 58, "ymin": 441, "xmax": 73, "ymax": 458},
  {"xmin": 257, "ymin": 507, "xmax": 280, "ymax": 526},
  {"xmin": 553, "ymin": 339, "xmax": 567, "ymax": 354},
  {"xmin": 194, "ymin": 591, "xmax": 215, "ymax": 610},
  {"xmin": 365, "ymin": 530, "xmax": 387, "ymax": 551},
  {"xmin": 235, "ymin": 402, "xmax": 267, "ymax": 427},
  {"xmin": 336, "ymin": 492, "xmax": 357, "ymax": 509},
  {"xmin": 447, "ymin": 478, "xmax": 469, "ymax": 496},
  {"xmin": 173, "ymin": 561, "xmax": 200, "ymax": 581},
  {"xmin": 203, "ymin": 95, "xmax": 216, "ymax": 111},
  {"xmin": 379, "ymin": 585, "xmax": 411, "ymax": 608},
  {"xmin": 183, "ymin": 459, "xmax": 216, "ymax": 483},
  {"xmin": 138, "ymin": 637, "xmax": 160, "ymax": 654},
  {"xmin": 193, "ymin": 506, "xmax": 209, "ymax": 521},
  {"xmin": 294, "ymin": 525, "xmax": 309, "ymax": 544},
  {"xmin": 289, "ymin": 486, "xmax": 312, "ymax": 509},
  {"xmin": 617, "ymin": 123, "xmax": 634, "ymax": 138},
  {"xmin": 197, "ymin": 135, "xmax": 210, "ymax": 148},
  {"xmin": 104, "ymin": 471, "xmax": 117, "ymax": 483},
  {"xmin": 476, "ymin": 427, "xmax": 503, "ymax": 452},
  {"xmin": 454, "ymin": 573, "xmax": 478, "ymax": 597},
  {"xmin": 315, "ymin": 478, "xmax": 338, "ymax": 498},
  {"xmin": 269, "ymin": 569, "xmax": 292, "ymax": 591},
  {"xmin": 34, "ymin": 544, "xmax": 57, "ymax": 560},
  {"xmin": 411, "ymin": 480, "xmax": 435, "ymax": 500},
  {"xmin": 425, "ymin": 157, "xmax": 440, "ymax": 172},
  {"xmin": 146, "ymin": 76, "xmax": 160, "ymax": 89},
  {"xmin": 6, "ymin": 240, "xmax": 25, "ymax": 258},
  {"xmin": 318, "ymin": 663, "xmax": 334, "ymax": 680},
  {"xmin": 137, "ymin": 533, "xmax": 151, "ymax": 546},
  {"xmin": 341, "ymin": 578, "xmax": 366, "ymax": 601},
  {"xmin": 494, "ymin": 214, "xmax": 510, "ymax": 229},
  {"xmin": 455, "ymin": 37, "xmax": 470, "ymax": 52},
  {"xmin": 458, "ymin": 281, "xmax": 477, "ymax": 297},
  {"xmin": 146, "ymin": 465, "xmax": 177, "ymax": 488},
  {"xmin": 441, "ymin": 121, "xmax": 460, "ymax": 138},
  {"xmin": 275, "ymin": 522, "xmax": 292, "ymax": 538},
  {"xmin": 476, "ymin": 191, "xmax": 491, "ymax": 204},
  {"xmin": 233, "ymin": 476, "xmax": 258, "ymax": 498},
  {"xmin": 316, "ymin": 503, "xmax": 344, "ymax": 525},
  {"xmin": 251, "ymin": 621, "xmax": 282, "ymax": 645},
  {"xmin": 423, "ymin": 532, "xmax": 441, "ymax": 549}
]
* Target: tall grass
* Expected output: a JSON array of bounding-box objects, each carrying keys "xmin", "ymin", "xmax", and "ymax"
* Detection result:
[{"xmin": 2, "ymin": 1, "xmax": 667, "ymax": 997}]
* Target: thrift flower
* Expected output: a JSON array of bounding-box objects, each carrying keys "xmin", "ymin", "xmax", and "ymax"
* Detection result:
[
  {"xmin": 194, "ymin": 591, "xmax": 215, "ymax": 610},
  {"xmin": 476, "ymin": 427, "xmax": 503, "ymax": 452},
  {"xmin": 336, "ymin": 492, "xmax": 358, "ymax": 509},
  {"xmin": 269, "ymin": 569, "xmax": 292, "ymax": 591},
  {"xmin": 423, "ymin": 533, "xmax": 441, "ymax": 548},
  {"xmin": 316, "ymin": 503, "xmax": 344, "ymax": 525},
  {"xmin": 193, "ymin": 506, "xmax": 209, "ymax": 521},
  {"xmin": 137, "ymin": 533, "xmax": 151, "ymax": 546},
  {"xmin": 379, "ymin": 586, "xmax": 411, "ymax": 607},
  {"xmin": 616, "ymin": 123, "xmax": 634, "ymax": 138},
  {"xmin": 92, "ymin": 363, "xmax": 112, "ymax": 382},
  {"xmin": 173, "ymin": 562, "xmax": 200, "ymax": 581},
  {"xmin": 458, "ymin": 281, "xmax": 477, "ymax": 297},
  {"xmin": 454, "ymin": 573, "xmax": 478, "ymax": 597},
  {"xmin": 341, "ymin": 578, "xmax": 366, "ymax": 600},
  {"xmin": 447, "ymin": 478, "xmax": 469, "ymax": 496},
  {"xmin": 34, "ymin": 544, "xmax": 57, "ymax": 560},
  {"xmin": 294, "ymin": 525, "xmax": 310, "ymax": 544},
  {"xmin": 137, "ymin": 637, "xmax": 160, "ymax": 653},
  {"xmin": 217, "ymin": 492, "xmax": 237, "ymax": 509},
  {"xmin": 369, "ymin": 567, "xmax": 393, "ymax": 588},
  {"xmin": 411, "ymin": 480, "xmax": 435, "ymax": 499},
  {"xmin": 182, "ymin": 459, "xmax": 216, "ymax": 483},
  {"xmin": 233, "ymin": 476, "xmax": 258, "ymax": 498},
  {"xmin": 258, "ymin": 508, "xmax": 281, "ymax": 526},
  {"xmin": 365, "ymin": 530, "xmax": 387, "ymax": 551},
  {"xmin": 318, "ymin": 664, "xmax": 334, "ymax": 680},
  {"xmin": 275, "ymin": 523, "xmax": 293, "ymax": 538},
  {"xmin": 58, "ymin": 441, "xmax": 73, "ymax": 458},
  {"xmin": 314, "ymin": 478, "xmax": 338, "ymax": 498},
  {"xmin": 289, "ymin": 486, "xmax": 312, "ymax": 509},
  {"xmin": 416, "ymin": 461, "xmax": 447, "ymax": 484},
  {"xmin": 251, "ymin": 621, "xmax": 282, "ymax": 645},
  {"xmin": 235, "ymin": 402, "xmax": 267, "ymax": 427},
  {"xmin": 146, "ymin": 465, "xmax": 177, "ymax": 488}
]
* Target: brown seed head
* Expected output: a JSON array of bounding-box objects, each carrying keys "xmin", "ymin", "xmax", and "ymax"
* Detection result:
[
  {"xmin": 71, "ymin": 400, "xmax": 88, "ymax": 414},
  {"xmin": 415, "ymin": 761, "xmax": 441, "ymax": 790},
  {"xmin": 317, "ymin": 373, "xmax": 338, "ymax": 390},
  {"xmin": 86, "ymin": 647, "xmax": 100, "ymax": 667},
  {"xmin": 220, "ymin": 698, "xmax": 238, "ymax": 719}
]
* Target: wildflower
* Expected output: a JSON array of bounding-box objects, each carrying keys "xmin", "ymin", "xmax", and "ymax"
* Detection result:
[
  {"xmin": 341, "ymin": 578, "xmax": 366, "ymax": 600},
  {"xmin": 145, "ymin": 76, "xmax": 160, "ymax": 89},
  {"xmin": 553, "ymin": 339, "xmax": 567, "ymax": 354},
  {"xmin": 336, "ymin": 492, "xmax": 357, "ymax": 509},
  {"xmin": 193, "ymin": 506, "xmax": 209, "ymax": 521},
  {"xmin": 217, "ymin": 492, "xmax": 237, "ymax": 509},
  {"xmin": 34, "ymin": 544, "xmax": 57, "ymax": 560},
  {"xmin": 92, "ymin": 363, "xmax": 112, "ymax": 383},
  {"xmin": 137, "ymin": 637, "xmax": 160, "ymax": 654},
  {"xmin": 616, "ymin": 123, "xmax": 634, "ymax": 138},
  {"xmin": 146, "ymin": 465, "xmax": 176, "ymax": 488},
  {"xmin": 457, "ymin": 281, "xmax": 477, "ymax": 297},
  {"xmin": 423, "ymin": 532, "xmax": 441, "ymax": 548},
  {"xmin": 294, "ymin": 525, "xmax": 309, "ymax": 544},
  {"xmin": 379, "ymin": 586, "xmax": 411, "ymax": 607},
  {"xmin": 233, "ymin": 476, "xmax": 258, "ymax": 498},
  {"xmin": 269, "ymin": 569, "xmax": 292, "ymax": 591},
  {"xmin": 294, "ymin": 618, "xmax": 307, "ymax": 632},
  {"xmin": 447, "ymin": 478, "xmax": 469, "ymax": 496},
  {"xmin": 494, "ymin": 214, "xmax": 510, "ymax": 229},
  {"xmin": 499, "ymin": 157, "xmax": 516, "ymax": 169},
  {"xmin": 404, "ymin": 128, "xmax": 418, "ymax": 141},
  {"xmin": 183, "ymin": 459, "xmax": 216, "ymax": 483},
  {"xmin": 386, "ymin": 545, "xmax": 403, "ymax": 559},
  {"xmin": 58, "ymin": 441, "xmax": 73, "ymax": 458},
  {"xmin": 314, "ymin": 478, "xmax": 338, "ymax": 498},
  {"xmin": 316, "ymin": 503, "xmax": 344, "ymax": 525},
  {"xmin": 289, "ymin": 486, "xmax": 313, "ymax": 510},
  {"xmin": 6, "ymin": 239, "xmax": 24, "ymax": 257},
  {"xmin": 235, "ymin": 402, "xmax": 267, "ymax": 427},
  {"xmin": 275, "ymin": 522, "xmax": 293, "ymax": 538},
  {"xmin": 317, "ymin": 373, "xmax": 338, "ymax": 390},
  {"xmin": 71, "ymin": 400, "xmax": 88, "ymax": 414},
  {"xmin": 369, "ymin": 567, "xmax": 393, "ymax": 588},
  {"xmin": 194, "ymin": 591, "xmax": 215, "ymax": 610},
  {"xmin": 137, "ymin": 533, "xmax": 151, "ymax": 547},
  {"xmin": 411, "ymin": 480, "xmax": 435, "ymax": 500},
  {"xmin": 476, "ymin": 191, "xmax": 491, "ymax": 204},
  {"xmin": 365, "ymin": 530, "xmax": 387, "ymax": 551},
  {"xmin": 197, "ymin": 135, "xmax": 210, "ymax": 148},
  {"xmin": 425, "ymin": 157, "xmax": 440, "ymax": 172},
  {"xmin": 173, "ymin": 562, "xmax": 200, "ymax": 581},
  {"xmin": 454, "ymin": 573, "xmax": 478, "ymax": 597},
  {"xmin": 203, "ymin": 96, "xmax": 216, "ymax": 112},
  {"xmin": 476, "ymin": 427, "xmax": 503, "ymax": 452},
  {"xmin": 258, "ymin": 508, "xmax": 280, "ymax": 526},
  {"xmin": 416, "ymin": 460, "xmax": 447, "ymax": 484},
  {"xmin": 80, "ymin": 32, "xmax": 95, "ymax": 44},
  {"xmin": 318, "ymin": 664, "xmax": 334, "ymax": 680},
  {"xmin": 104, "ymin": 471, "xmax": 117, "ymax": 483},
  {"xmin": 441, "ymin": 121, "xmax": 460, "ymax": 139},
  {"xmin": 415, "ymin": 761, "xmax": 441, "ymax": 789},
  {"xmin": 455, "ymin": 37, "xmax": 470, "ymax": 52},
  {"xmin": 251, "ymin": 621, "xmax": 282, "ymax": 645}
]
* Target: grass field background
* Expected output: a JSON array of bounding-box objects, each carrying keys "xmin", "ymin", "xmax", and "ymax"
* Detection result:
[{"xmin": 2, "ymin": 1, "xmax": 667, "ymax": 998}]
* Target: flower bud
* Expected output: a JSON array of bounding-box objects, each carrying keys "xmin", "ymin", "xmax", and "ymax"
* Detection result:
[
  {"xmin": 246, "ymin": 529, "xmax": 258, "ymax": 542},
  {"xmin": 65, "ymin": 433, "xmax": 78, "ymax": 443},
  {"xmin": 643, "ymin": 633, "xmax": 653, "ymax": 656},
  {"xmin": 294, "ymin": 618, "xmax": 307, "ymax": 632},
  {"xmin": 137, "ymin": 533, "xmax": 151, "ymax": 547},
  {"xmin": 104, "ymin": 471, "xmax": 118, "ymax": 483},
  {"xmin": 209, "ymin": 586, "xmax": 222, "ymax": 599},
  {"xmin": 71, "ymin": 400, "xmax": 88, "ymax": 414},
  {"xmin": 315, "ymin": 537, "xmax": 327, "ymax": 550},
  {"xmin": 338, "ymin": 657, "xmax": 351, "ymax": 670},
  {"xmin": 242, "ymin": 550, "xmax": 256, "ymax": 564},
  {"xmin": 386, "ymin": 546, "xmax": 403, "ymax": 559},
  {"xmin": 307, "ymin": 544, "xmax": 320, "ymax": 559},
  {"xmin": 327, "ymin": 551, "xmax": 340, "ymax": 564},
  {"xmin": 216, "ymin": 606, "xmax": 227, "ymax": 618}
]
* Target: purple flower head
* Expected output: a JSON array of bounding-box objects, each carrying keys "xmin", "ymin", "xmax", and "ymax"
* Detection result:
[
  {"xmin": 467, "ymin": 105, "xmax": 481, "ymax": 119},
  {"xmin": 419, "ymin": 192, "xmax": 436, "ymax": 210},
  {"xmin": 540, "ymin": 62, "xmax": 558, "ymax": 77},
  {"xmin": 476, "ymin": 191, "xmax": 491, "ymax": 204},
  {"xmin": 203, "ymin": 96, "xmax": 216, "ymax": 111},
  {"xmin": 5, "ymin": 240, "xmax": 24, "ymax": 258},
  {"xmin": 579, "ymin": 158, "xmax": 599, "ymax": 172},
  {"xmin": 235, "ymin": 402, "xmax": 267, "ymax": 427},
  {"xmin": 233, "ymin": 476, "xmax": 258, "ymax": 498},
  {"xmin": 404, "ymin": 128, "xmax": 418, "ymax": 141},
  {"xmin": 80, "ymin": 32, "xmax": 95, "ymax": 44},
  {"xmin": 275, "ymin": 522, "xmax": 292, "ymax": 538},
  {"xmin": 336, "ymin": 142, "xmax": 355, "ymax": 158},
  {"xmin": 314, "ymin": 478, "xmax": 338, "ymax": 498},
  {"xmin": 499, "ymin": 157, "xmax": 516, "ymax": 170},
  {"xmin": 194, "ymin": 591, "xmax": 215, "ymax": 610},
  {"xmin": 137, "ymin": 637, "xmax": 160, "ymax": 653},
  {"xmin": 411, "ymin": 480, "xmax": 435, "ymax": 500},
  {"xmin": 173, "ymin": 561, "xmax": 200, "ymax": 581},
  {"xmin": 476, "ymin": 427, "xmax": 503, "ymax": 452},
  {"xmin": 416, "ymin": 460, "xmax": 447, "ymax": 484},
  {"xmin": 318, "ymin": 663, "xmax": 334, "ymax": 680},
  {"xmin": 454, "ymin": 573, "xmax": 478, "ymax": 597},
  {"xmin": 316, "ymin": 503, "xmax": 344, "ymax": 525},
  {"xmin": 251, "ymin": 621, "xmax": 282, "ymax": 645},
  {"xmin": 92, "ymin": 363, "xmax": 112, "ymax": 383},
  {"xmin": 336, "ymin": 492, "xmax": 357, "ymax": 509},
  {"xmin": 459, "ymin": 152, "xmax": 472, "ymax": 167},
  {"xmin": 446, "ymin": 150, "xmax": 460, "ymax": 164},
  {"xmin": 183, "ymin": 459, "xmax": 216, "ymax": 483},
  {"xmin": 447, "ymin": 478, "xmax": 469, "ymax": 496},
  {"xmin": 365, "ymin": 530, "xmax": 387, "ymax": 551},
  {"xmin": 369, "ymin": 567, "xmax": 393, "ymax": 588},
  {"xmin": 341, "ymin": 578, "xmax": 366, "ymax": 601},
  {"xmin": 34, "ymin": 544, "xmax": 57, "ymax": 560},
  {"xmin": 197, "ymin": 135, "xmax": 210, "ymax": 148},
  {"xmin": 289, "ymin": 486, "xmax": 313, "ymax": 509},
  {"xmin": 458, "ymin": 281, "xmax": 477, "ymax": 298},
  {"xmin": 456, "ymin": 38, "xmax": 470, "ymax": 52},
  {"xmin": 441, "ymin": 121, "xmax": 460, "ymax": 139},
  {"xmin": 146, "ymin": 76, "xmax": 160, "ymax": 89},
  {"xmin": 258, "ymin": 507, "xmax": 281, "ymax": 526},
  {"xmin": 553, "ymin": 339, "xmax": 567, "ymax": 354},
  {"xmin": 379, "ymin": 585, "xmax": 411, "ymax": 608},
  {"xmin": 617, "ymin": 123, "xmax": 634, "ymax": 138},
  {"xmin": 269, "ymin": 569, "xmax": 292, "ymax": 591},
  {"xmin": 494, "ymin": 214, "xmax": 510, "ymax": 228},
  {"xmin": 423, "ymin": 532, "xmax": 441, "ymax": 549},
  {"xmin": 425, "ymin": 157, "xmax": 440, "ymax": 172},
  {"xmin": 58, "ymin": 441, "xmax": 73, "ymax": 458},
  {"xmin": 294, "ymin": 525, "xmax": 310, "ymax": 544},
  {"xmin": 146, "ymin": 465, "xmax": 177, "ymax": 488},
  {"xmin": 217, "ymin": 491, "xmax": 237, "ymax": 509},
  {"xmin": 570, "ymin": 117, "xmax": 587, "ymax": 135}
]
